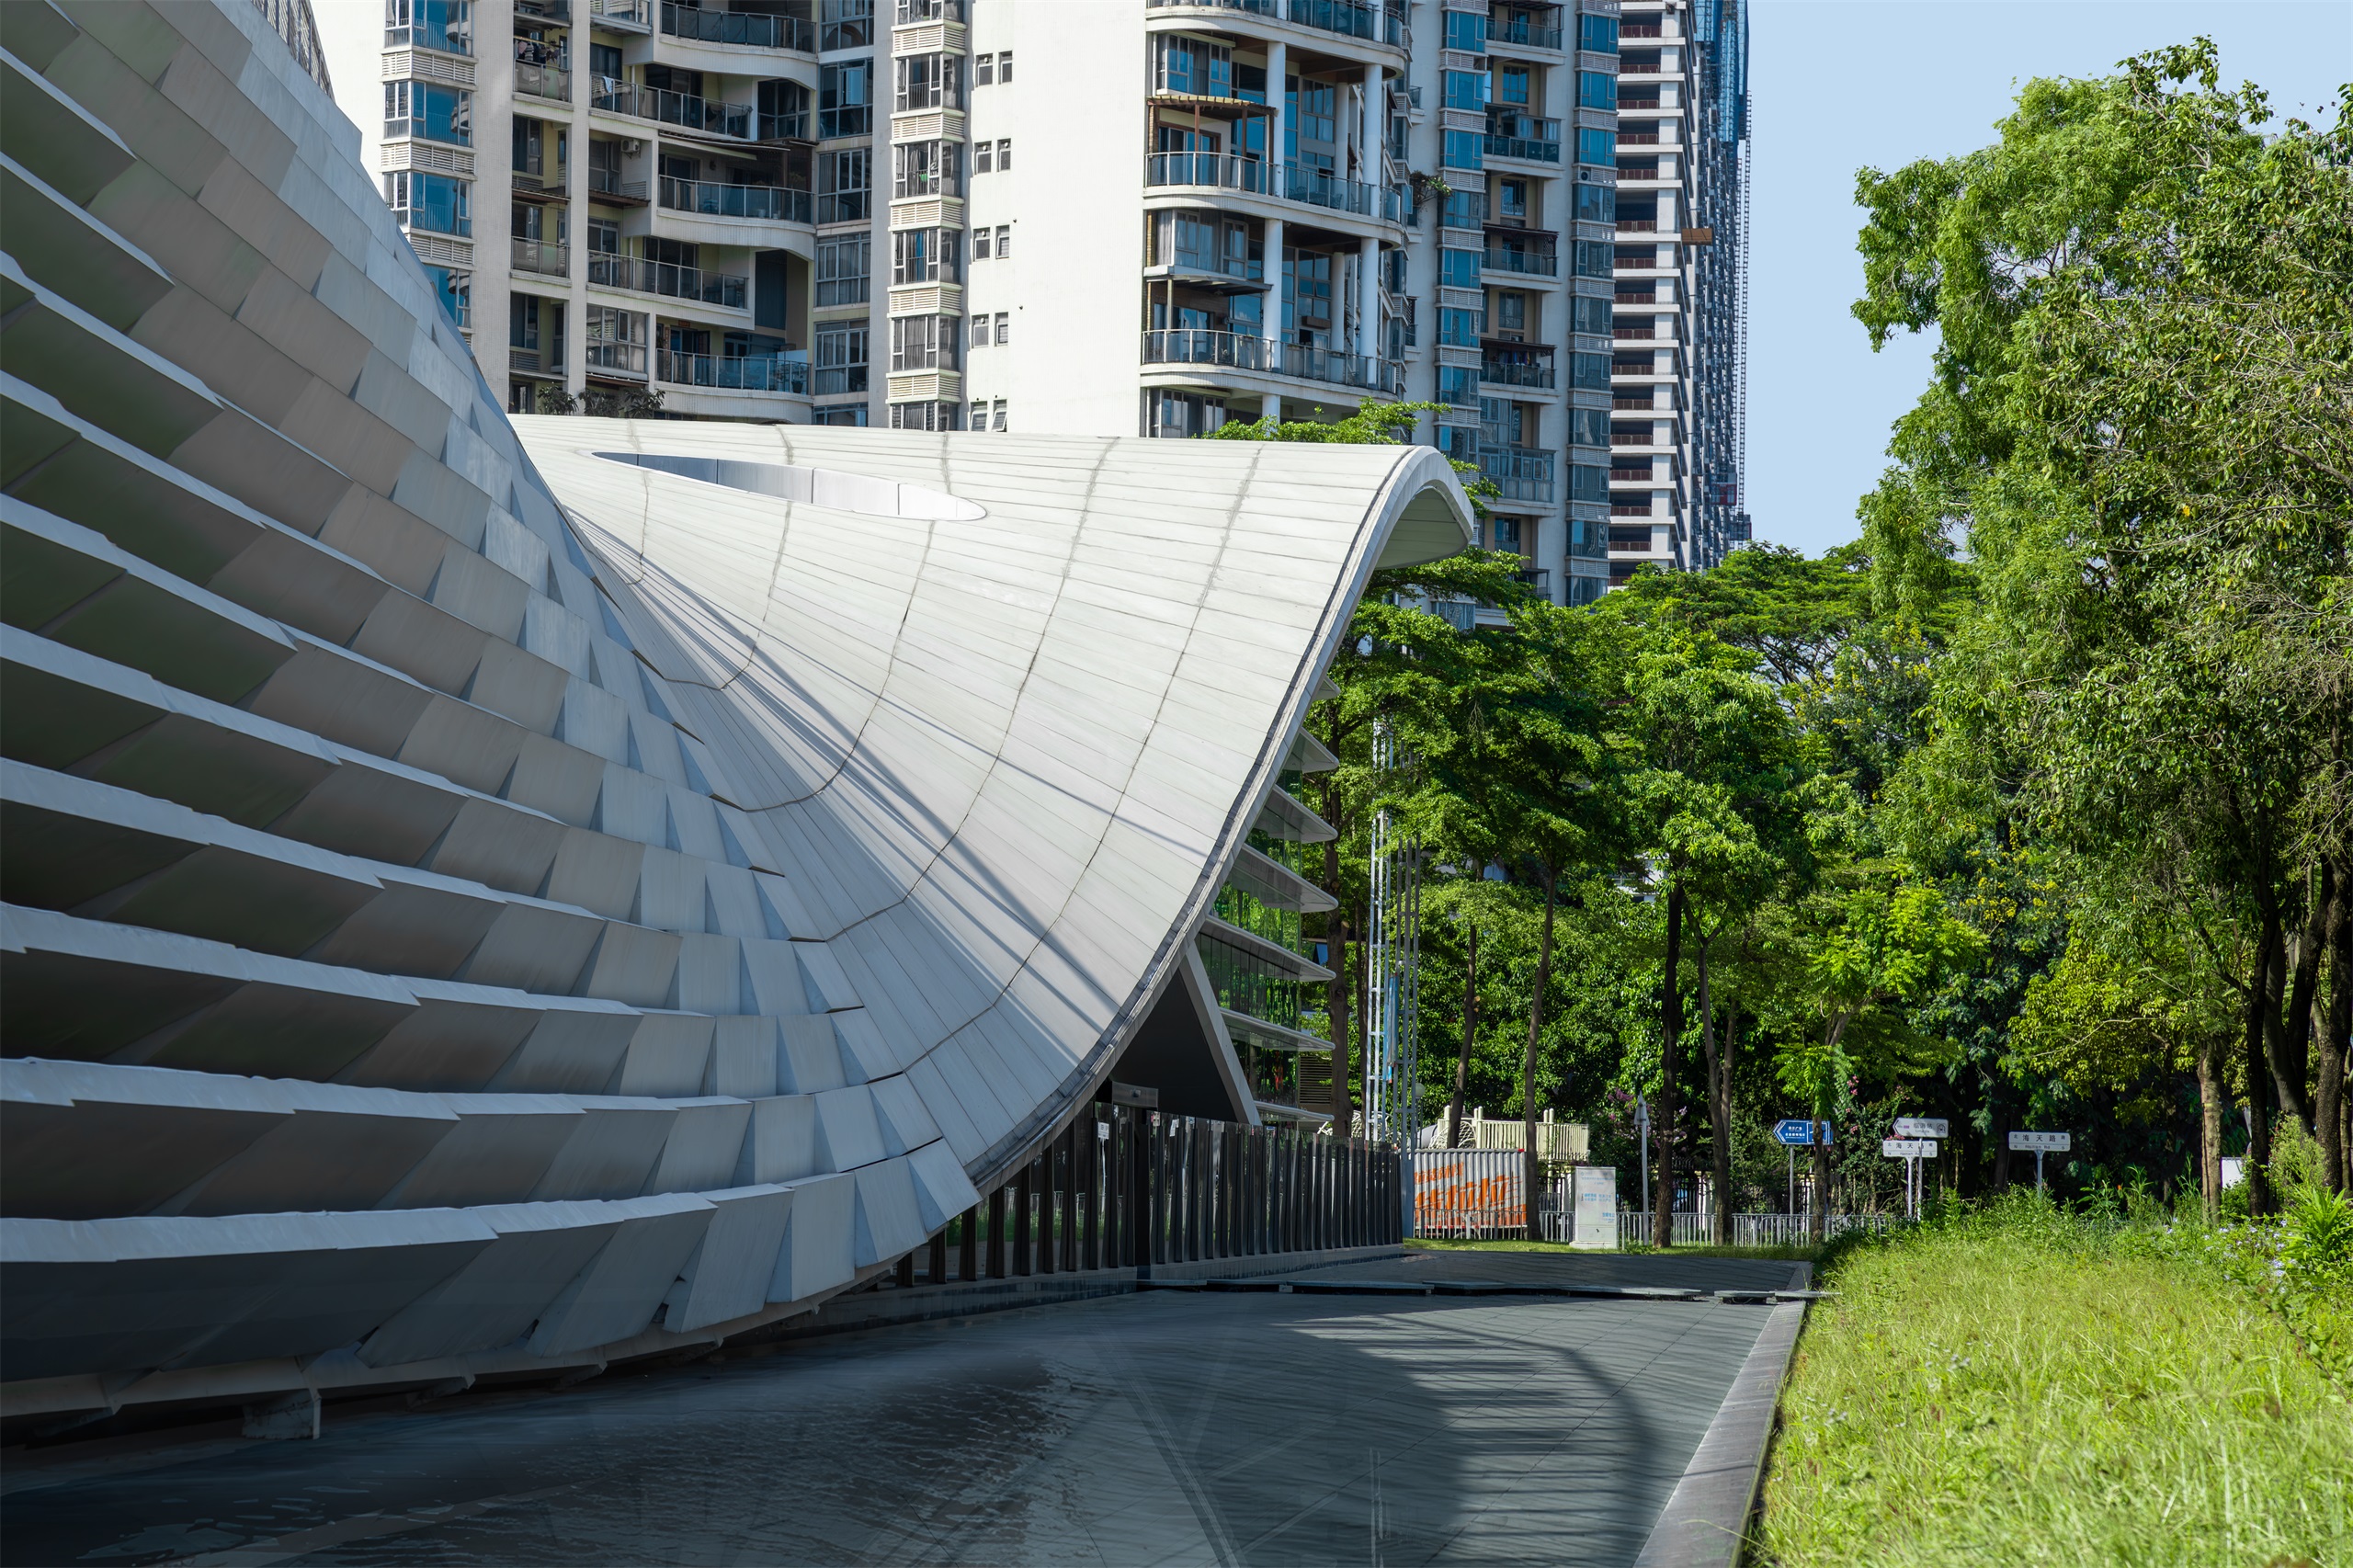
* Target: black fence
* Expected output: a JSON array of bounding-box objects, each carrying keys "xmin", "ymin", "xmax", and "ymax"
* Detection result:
[{"xmin": 901, "ymin": 1106, "xmax": 1402, "ymax": 1285}]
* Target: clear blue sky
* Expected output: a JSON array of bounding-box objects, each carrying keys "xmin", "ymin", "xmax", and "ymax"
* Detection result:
[{"xmin": 1745, "ymin": 1, "xmax": 2352, "ymax": 557}]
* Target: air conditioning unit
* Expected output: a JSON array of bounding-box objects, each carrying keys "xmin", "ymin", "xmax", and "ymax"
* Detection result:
[{"xmin": 622, "ymin": 139, "xmax": 643, "ymax": 156}]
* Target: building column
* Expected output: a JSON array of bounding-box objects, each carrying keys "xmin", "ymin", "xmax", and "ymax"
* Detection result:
[
  {"xmin": 1265, "ymin": 37, "xmax": 1289, "ymax": 406},
  {"xmin": 1263, "ymin": 215, "xmax": 1287, "ymax": 395},
  {"xmin": 1358, "ymin": 235, "xmax": 1381, "ymax": 366},
  {"xmin": 1360, "ymin": 61, "xmax": 1384, "ymax": 367}
]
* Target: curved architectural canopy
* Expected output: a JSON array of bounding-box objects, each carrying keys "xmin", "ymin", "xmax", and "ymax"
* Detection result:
[{"xmin": 0, "ymin": 0, "xmax": 1471, "ymax": 1416}]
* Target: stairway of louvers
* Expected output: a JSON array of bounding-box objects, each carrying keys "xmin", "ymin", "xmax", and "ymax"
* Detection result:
[{"xmin": 0, "ymin": 0, "xmax": 1472, "ymax": 1420}]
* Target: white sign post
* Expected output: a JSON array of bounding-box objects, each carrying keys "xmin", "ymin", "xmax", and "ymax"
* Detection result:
[
  {"xmin": 2009, "ymin": 1130, "xmax": 2071, "ymax": 1193},
  {"xmin": 1882, "ymin": 1138, "xmax": 1937, "ymax": 1218}
]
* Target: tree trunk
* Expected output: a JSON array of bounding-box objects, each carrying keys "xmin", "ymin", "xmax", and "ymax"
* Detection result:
[
  {"xmin": 2245, "ymin": 921, "xmax": 2278, "ymax": 1216},
  {"xmin": 1447, "ymin": 922, "xmax": 1476, "ymax": 1150},
  {"xmin": 1521, "ymin": 875, "xmax": 1558, "ymax": 1242},
  {"xmin": 2323, "ymin": 860, "xmax": 2350, "ymax": 1194},
  {"xmin": 1319, "ymin": 812, "xmax": 1353, "ymax": 1143},
  {"xmin": 2196, "ymin": 1031, "xmax": 2224, "ymax": 1221},
  {"xmin": 1698, "ymin": 935, "xmax": 1731, "ymax": 1245},
  {"xmin": 2280, "ymin": 861, "xmax": 2333, "ymax": 1134},
  {"xmin": 2259, "ymin": 895, "xmax": 2310, "ymax": 1140},
  {"xmin": 1654, "ymin": 881, "xmax": 1684, "ymax": 1249},
  {"xmin": 1809, "ymin": 1110, "xmax": 1830, "ymax": 1245}
]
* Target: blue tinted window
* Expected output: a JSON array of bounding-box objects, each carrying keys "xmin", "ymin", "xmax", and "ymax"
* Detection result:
[
  {"xmin": 1438, "ymin": 307, "xmax": 1485, "ymax": 347},
  {"xmin": 1570, "ymin": 407, "xmax": 1609, "ymax": 447},
  {"xmin": 1573, "ymin": 240, "xmax": 1613, "ymax": 278},
  {"xmin": 1571, "ymin": 351, "xmax": 1611, "ymax": 390},
  {"xmin": 1580, "ymin": 15, "xmax": 1619, "ymax": 53},
  {"xmin": 1441, "ymin": 130, "xmax": 1485, "ymax": 171},
  {"xmin": 1440, "ymin": 248, "xmax": 1483, "ymax": 288},
  {"xmin": 1578, "ymin": 72, "xmax": 1617, "ymax": 112},
  {"xmin": 1577, "ymin": 127, "xmax": 1617, "ymax": 166},
  {"xmin": 1572, "ymin": 294, "xmax": 1613, "ymax": 335},
  {"xmin": 1437, "ymin": 365, "xmax": 1477, "ymax": 406},
  {"xmin": 1443, "ymin": 70, "xmax": 1489, "ymax": 110},
  {"xmin": 1574, "ymin": 184, "xmax": 1616, "ymax": 224},
  {"xmin": 1444, "ymin": 10, "xmax": 1487, "ymax": 51},
  {"xmin": 1571, "ymin": 464, "xmax": 1609, "ymax": 503}
]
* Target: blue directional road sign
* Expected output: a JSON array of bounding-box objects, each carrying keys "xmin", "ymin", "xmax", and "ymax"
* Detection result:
[{"xmin": 1772, "ymin": 1119, "xmax": 1832, "ymax": 1146}]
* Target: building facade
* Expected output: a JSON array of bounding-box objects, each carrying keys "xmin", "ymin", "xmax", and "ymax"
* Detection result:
[
  {"xmin": 3, "ymin": 0, "xmax": 1467, "ymax": 1423},
  {"xmin": 372, "ymin": 0, "xmax": 1745, "ymax": 604}
]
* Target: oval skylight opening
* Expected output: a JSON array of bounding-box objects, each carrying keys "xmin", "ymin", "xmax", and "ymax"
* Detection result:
[{"xmin": 593, "ymin": 450, "xmax": 986, "ymax": 522}]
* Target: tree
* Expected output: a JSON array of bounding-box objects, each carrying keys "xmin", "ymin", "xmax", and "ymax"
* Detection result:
[{"xmin": 1853, "ymin": 45, "xmax": 2353, "ymax": 1207}]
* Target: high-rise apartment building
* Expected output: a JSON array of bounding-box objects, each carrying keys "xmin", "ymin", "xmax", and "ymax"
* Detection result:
[{"xmin": 374, "ymin": 0, "xmax": 1745, "ymax": 600}]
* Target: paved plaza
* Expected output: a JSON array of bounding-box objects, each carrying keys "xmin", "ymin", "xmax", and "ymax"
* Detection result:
[{"xmin": 1, "ymin": 1252, "xmax": 1790, "ymax": 1567}]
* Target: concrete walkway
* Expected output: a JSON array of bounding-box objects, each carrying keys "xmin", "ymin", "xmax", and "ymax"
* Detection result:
[{"xmin": 2, "ymin": 1253, "xmax": 1790, "ymax": 1567}]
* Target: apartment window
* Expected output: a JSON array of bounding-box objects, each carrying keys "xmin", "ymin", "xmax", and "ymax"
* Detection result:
[
  {"xmin": 820, "ymin": 60, "xmax": 872, "ymax": 137},
  {"xmin": 816, "ymin": 403, "xmax": 870, "ymax": 426},
  {"xmin": 1152, "ymin": 37, "xmax": 1232, "ymax": 97},
  {"xmin": 587, "ymin": 217, "xmax": 620, "ymax": 254},
  {"xmin": 1436, "ymin": 365, "xmax": 1475, "ymax": 406},
  {"xmin": 1490, "ymin": 517, "xmax": 1524, "ymax": 554},
  {"xmin": 993, "ymin": 397, "xmax": 1006, "ymax": 430},
  {"xmin": 995, "ymin": 312, "xmax": 1008, "ymax": 345},
  {"xmin": 1441, "ymin": 129, "xmax": 1483, "ymax": 172},
  {"xmin": 1570, "ymin": 407, "xmax": 1610, "ymax": 448},
  {"xmin": 1497, "ymin": 178, "xmax": 1529, "ymax": 222},
  {"xmin": 1580, "ymin": 14, "xmax": 1620, "ymax": 53},
  {"xmin": 1439, "ymin": 247, "xmax": 1482, "ymax": 289},
  {"xmin": 888, "ymin": 400, "xmax": 961, "ymax": 430},
  {"xmin": 1145, "ymin": 390, "xmax": 1226, "ymax": 438},
  {"xmin": 1574, "ymin": 240, "xmax": 1615, "ymax": 278},
  {"xmin": 972, "ymin": 226, "xmax": 992, "ymax": 260},
  {"xmin": 383, "ymin": 81, "xmax": 472, "ymax": 144},
  {"xmin": 973, "ymin": 141, "xmax": 993, "ymax": 174},
  {"xmin": 894, "ymin": 53, "xmax": 962, "ymax": 112},
  {"xmin": 385, "ymin": 0, "xmax": 472, "ymax": 54},
  {"xmin": 1437, "ymin": 306, "xmax": 1483, "ymax": 347},
  {"xmin": 996, "ymin": 139, "xmax": 1011, "ymax": 169},
  {"xmin": 814, "ymin": 324, "xmax": 869, "ymax": 394},
  {"xmin": 1494, "ymin": 292, "xmax": 1527, "ymax": 334},
  {"xmin": 1577, "ymin": 127, "xmax": 1618, "ymax": 166},
  {"xmin": 816, "ymin": 234, "xmax": 870, "ymax": 305},
  {"xmin": 588, "ymin": 41, "xmax": 621, "ymax": 83},
  {"xmin": 585, "ymin": 304, "xmax": 646, "ymax": 373},
  {"xmin": 423, "ymin": 265, "xmax": 470, "ymax": 327},
  {"xmin": 974, "ymin": 53, "xmax": 991, "ymax": 86},
  {"xmin": 1574, "ymin": 183, "xmax": 1616, "ymax": 224},
  {"xmin": 1572, "ymin": 295, "xmax": 1614, "ymax": 335},
  {"xmin": 758, "ymin": 77, "xmax": 809, "ymax": 140},
  {"xmin": 998, "ymin": 51, "xmax": 1012, "ymax": 82},
  {"xmin": 995, "ymin": 224, "xmax": 1010, "ymax": 258},
  {"xmin": 818, "ymin": 149, "xmax": 870, "ymax": 223},
  {"xmin": 1571, "ymin": 351, "xmax": 1611, "ymax": 391},
  {"xmin": 1441, "ymin": 70, "xmax": 1487, "ymax": 112},
  {"xmin": 1578, "ymin": 72, "xmax": 1618, "ymax": 112},
  {"xmin": 890, "ymin": 313, "xmax": 959, "ymax": 371},
  {"xmin": 820, "ymin": 0, "xmax": 871, "ymax": 51},
  {"xmin": 894, "ymin": 0, "xmax": 961, "ymax": 22},
  {"xmin": 970, "ymin": 398, "xmax": 988, "ymax": 428},
  {"xmin": 968, "ymin": 313, "xmax": 989, "ymax": 349},
  {"xmin": 892, "ymin": 227, "xmax": 961, "ymax": 283},
  {"xmin": 893, "ymin": 140, "xmax": 962, "ymax": 198},
  {"xmin": 1571, "ymin": 463, "xmax": 1609, "ymax": 504},
  {"xmin": 383, "ymin": 170, "xmax": 472, "ymax": 236},
  {"xmin": 1495, "ymin": 66, "xmax": 1530, "ymax": 108},
  {"xmin": 1443, "ymin": 10, "xmax": 1486, "ymax": 51}
]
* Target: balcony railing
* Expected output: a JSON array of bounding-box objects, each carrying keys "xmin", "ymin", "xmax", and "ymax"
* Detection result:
[
  {"xmin": 1481, "ymin": 247, "xmax": 1558, "ymax": 277},
  {"xmin": 1480, "ymin": 357, "xmax": 1555, "ymax": 389},
  {"xmin": 1622, "ymin": 20, "xmax": 1664, "ymax": 37},
  {"xmin": 657, "ymin": 349, "xmax": 809, "ymax": 394},
  {"xmin": 1480, "ymin": 446, "xmax": 1555, "ymax": 503},
  {"xmin": 1610, "ymin": 432, "xmax": 1652, "ymax": 445},
  {"xmin": 1484, "ymin": 115, "xmax": 1562, "ymax": 164},
  {"xmin": 1142, "ymin": 328, "xmax": 1401, "ymax": 394},
  {"xmin": 659, "ymin": 176, "xmax": 812, "ymax": 224},
  {"xmin": 506, "ymin": 347, "xmax": 562, "ymax": 375},
  {"xmin": 761, "ymin": 110, "xmax": 810, "ymax": 142},
  {"xmin": 587, "ymin": 252, "xmax": 748, "ymax": 309},
  {"xmin": 1620, "ymin": 131, "xmax": 1662, "ymax": 145},
  {"xmin": 1615, "ymin": 290, "xmax": 1659, "ymax": 305},
  {"xmin": 588, "ymin": 167, "xmax": 650, "ymax": 203},
  {"xmin": 512, "ymin": 237, "xmax": 570, "ymax": 276},
  {"xmin": 1617, "ymin": 218, "xmax": 1659, "ymax": 232},
  {"xmin": 1620, "ymin": 96, "xmax": 1664, "ymax": 110},
  {"xmin": 589, "ymin": 0, "xmax": 652, "ymax": 29},
  {"xmin": 592, "ymin": 82, "xmax": 754, "ymax": 141},
  {"xmin": 1488, "ymin": 16, "xmax": 1563, "ymax": 50},
  {"xmin": 659, "ymin": 1, "xmax": 813, "ymax": 51},
  {"xmin": 1610, "ymin": 468, "xmax": 1654, "ymax": 483},
  {"xmin": 1613, "ymin": 393, "xmax": 1661, "ymax": 409},
  {"xmin": 515, "ymin": 61, "xmax": 570, "ymax": 102},
  {"xmin": 1144, "ymin": 0, "xmax": 1402, "ymax": 46},
  {"xmin": 585, "ymin": 339, "xmax": 649, "ymax": 379},
  {"xmin": 1144, "ymin": 153, "xmax": 1407, "ymax": 222}
]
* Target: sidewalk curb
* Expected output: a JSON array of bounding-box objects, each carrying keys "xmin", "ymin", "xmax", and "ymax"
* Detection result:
[{"xmin": 1631, "ymin": 1261, "xmax": 1815, "ymax": 1568}]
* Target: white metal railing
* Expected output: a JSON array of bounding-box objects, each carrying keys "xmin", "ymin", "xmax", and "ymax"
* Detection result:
[{"xmin": 1437, "ymin": 1205, "xmax": 1904, "ymax": 1246}]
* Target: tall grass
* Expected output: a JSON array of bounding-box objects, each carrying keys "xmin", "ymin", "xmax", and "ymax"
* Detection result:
[{"xmin": 1753, "ymin": 1190, "xmax": 2353, "ymax": 1567}]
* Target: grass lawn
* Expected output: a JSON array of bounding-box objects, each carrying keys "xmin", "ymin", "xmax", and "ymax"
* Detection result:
[{"xmin": 1753, "ymin": 1202, "xmax": 2353, "ymax": 1567}]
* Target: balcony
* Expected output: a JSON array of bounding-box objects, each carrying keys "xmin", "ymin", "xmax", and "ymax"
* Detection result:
[
  {"xmin": 513, "ymin": 166, "xmax": 568, "ymax": 201},
  {"xmin": 515, "ymin": 61, "xmax": 570, "ymax": 102},
  {"xmin": 656, "ymin": 349, "xmax": 809, "ymax": 394},
  {"xmin": 1480, "ymin": 446, "xmax": 1554, "ymax": 503},
  {"xmin": 1615, "ymin": 290, "xmax": 1659, "ymax": 305},
  {"xmin": 1488, "ymin": 14, "xmax": 1563, "ymax": 51},
  {"xmin": 1613, "ymin": 324, "xmax": 1658, "ymax": 340},
  {"xmin": 1145, "ymin": 0, "xmax": 1404, "ymax": 47},
  {"xmin": 1610, "ymin": 467, "xmax": 1654, "ymax": 483},
  {"xmin": 659, "ymin": 175, "xmax": 812, "ymax": 224},
  {"xmin": 1484, "ymin": 114, "xmax": 1562, "ymax": 165},
  {"xmin": 589, "ymin": 166, "xmax": 651, "ymax": 204},
  {"xmin": 1617, "ymin": 217, "xmax": 1659, "ymax": 233},
  {"xmin": 512, "ymin": 237, "xmax": 570, "ymax": 276},
  {"xmin": 1620, "ymin": 130, "xmax": 1661, "ymax": 145},
  {"xmin": 1144, "ymin": 153, "xmax": 1407, "ymax": 222},
  {"xmin": 1621, "ymin": 20, "xmax": 1663, "ymax": 38},
  {"xmin": 1480, "ymin": 355, "xmax": 1555, "ymax": 390},
  {"xmin": 813, "ymin": 363, "xmax": 868, "ymax": 396},
  {"xmin": 506, "ymin": 346, "xmax": 563, "ymax": 376},
  {"xmin": 1516, "ymin": 566, "xmax": 1551, "ymax": 594},
  {"xmin": 586, "ymin": 252, "xmax": 748, "ymax": 309},
  {"xmin": 1481, "ymin": 246, "xmax": 1558, "ymax": 278},
  {"xmin": 588, "ymin": 0, "xmax": 652, "ymax": 30},
  {"xmin": 1613, "ymin": 392, "xmax": 1662, "ymax": 409},
  {"xmin": 585, "ymin": 339, "xmax": 649, "ymax": 379},
  {"xmin": 1619, "ymin": 95, "xmax": 1664, "ymax": 111},
  {"xmin": 513, "ymin": 0, "xmax": 570, "ymax": 19},
  {"xmin": 592, "ymin": 82, "xmax": 753, "ymax": 141},
  {"xmin": 658, "ymin": 1, "xmax": 813, "ymax": 51},
  {"xmin": 1142, "ymin": 328, "xmax": 1401, "ymax": 394}
]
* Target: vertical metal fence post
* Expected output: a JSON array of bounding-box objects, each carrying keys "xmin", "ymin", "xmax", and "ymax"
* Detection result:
[
  {"xmin": 960, "ymin": 1203, "xmax": 980, "ymax": 1281},
  {"xmin": 986, "ymin": 1185, "xmax": 1007, "ymax": 1278}
]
